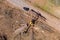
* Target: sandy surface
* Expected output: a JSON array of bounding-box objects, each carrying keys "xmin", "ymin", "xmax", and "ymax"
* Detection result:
[{"xmin": 0, "ymin": 0, "xmax": 60, "ymax": 40}]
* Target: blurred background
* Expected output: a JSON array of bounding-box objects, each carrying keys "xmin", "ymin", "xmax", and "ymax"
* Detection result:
[{"xmin": 25, "ymin": 0, "xmax": 60, "ymax": 19}]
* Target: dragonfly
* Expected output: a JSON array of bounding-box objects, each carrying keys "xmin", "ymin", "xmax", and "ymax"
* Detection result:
[{"xmin": 12, "ymin": 7, "xmax": 47, "ymax": 40}]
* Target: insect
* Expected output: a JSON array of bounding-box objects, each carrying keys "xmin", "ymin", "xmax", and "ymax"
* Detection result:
[{"xmin": 12, "ymin": 8, "xmax": 47, "ymax": 40}]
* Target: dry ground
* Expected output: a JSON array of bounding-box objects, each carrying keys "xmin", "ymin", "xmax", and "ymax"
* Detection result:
[{"xmin": 0, "ymin": 0, "xmax": 60, "ymax": 40}]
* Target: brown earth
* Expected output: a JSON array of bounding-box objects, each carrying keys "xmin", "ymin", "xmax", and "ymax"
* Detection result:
[{"xmin": 0, "ymin": 0, "xmax": 60, "ymax": 40}]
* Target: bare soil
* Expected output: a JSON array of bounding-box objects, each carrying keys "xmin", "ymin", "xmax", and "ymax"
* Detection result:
[{"xmin": 0, "ymin": 0, "xmax": 60, "ymax": 40}]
